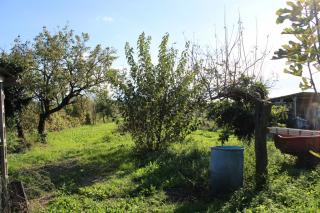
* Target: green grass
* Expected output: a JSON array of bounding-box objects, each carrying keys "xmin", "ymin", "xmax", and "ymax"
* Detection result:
[{"xmin": 8, "ymin": 123, "xmax": 320, "ymax": 212}]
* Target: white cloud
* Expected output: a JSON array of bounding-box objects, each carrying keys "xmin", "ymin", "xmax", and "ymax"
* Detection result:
[{"xmin": 97, "ymin": 16, "xmax": 114, "ymax": 23}]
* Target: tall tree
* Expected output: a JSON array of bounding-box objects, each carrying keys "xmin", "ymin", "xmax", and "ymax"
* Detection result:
[
  {"xmin": 16, "ymin": 26, "xmax": 116, "ymax": 140},
  {"xmin": 274, "ymin": 0, "xmax": 320, "ymax": 95},
  {"xmin": 95, "ymin": 90, "xmax": 114, "ymax": 122},
  {"xmin": 0, "ymin": 40, "xmax": 33, "ymax": 147},
  {"xmin": 195, "ymin": 17, "xmax": 268, "ymax": 100}
]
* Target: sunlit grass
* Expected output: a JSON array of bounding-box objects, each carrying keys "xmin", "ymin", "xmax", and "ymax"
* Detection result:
[{"xmin": 8, "ymin": 123, "xmax": 320, "ymax": 212}]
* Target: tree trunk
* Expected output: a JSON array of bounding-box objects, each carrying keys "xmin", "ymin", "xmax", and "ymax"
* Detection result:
[
  {"xmin": 254, "ymin": 101, "xmax": 271, "ymax": 189},
  {"xmin": 15, "ymin": 111, "xmax": 27, "ymax": 147},
  {"xmin": 38, "ymin": 113, "xmax": 47, "ymax": 143}
]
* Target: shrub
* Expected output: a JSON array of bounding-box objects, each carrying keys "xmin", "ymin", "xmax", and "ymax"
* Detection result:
[
  {"xmin": 270, "ymin": 105, "xmax": 288, "ymax": 127},
  {"xmin": 208, "ymin": 100, "xmax": 255, "ymax": 144},
  {"xmin": 46, "ymin": 110, "xmax": 81, "ymax": 132},
  {"xmin": 115, "ymin": 33, "xmax": 202, "ymax": 152}
]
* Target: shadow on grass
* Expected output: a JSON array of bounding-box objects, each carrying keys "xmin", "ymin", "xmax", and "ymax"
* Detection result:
[
  {"xmin": 129, "ymin": 148, "xmax": 262, "ymax": 213},
  {"xmin": 131, "ymin": 148, "xmax": 210, "ymax": 200},
  {"xmin": 277, "ymin": 155, "xmax": 320, "ymax": 178},
  {"xmin": 10, "ymin": 144, "xmax": 135, "ymax": 199},
  {"xmin": 173, "ymin": 184, "xmax": 259, "ymax": 213},
  {"xmin": 278, "ymin": 161, "xmax": 307, "ymax": 178},
  {"xmin": 47, "ymin": 147, "xmax": 135, "ymax": 190},
  {"xmin": 11, "ymin": 139, "xmax": 262, "ymax": 212}
]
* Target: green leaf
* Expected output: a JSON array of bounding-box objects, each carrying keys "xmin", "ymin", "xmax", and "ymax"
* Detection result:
[{"xmin": 309, "ymin": 150, "xmax": 320, "ymax": 158}]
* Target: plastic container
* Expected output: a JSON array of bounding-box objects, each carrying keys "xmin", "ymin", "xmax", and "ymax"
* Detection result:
[{"xmin": 209, "ymin": 146, "xmax": 244, "ymax": 194}]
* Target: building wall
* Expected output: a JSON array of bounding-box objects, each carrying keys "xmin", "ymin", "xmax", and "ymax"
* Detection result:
[{"xmin": 271, "ymin": 94, "xmax": 320, "ymax": 129}]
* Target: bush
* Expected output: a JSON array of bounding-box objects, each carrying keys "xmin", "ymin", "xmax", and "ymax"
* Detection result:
[
  {"xmin": 21, "ymin": 102, "xmax": 39, "ymax": 132},
  {"xmin": 65, "ymin": 96, "xmax": 96, "ymax": 125},
  {"xmin": 208, "ymin": 100, "xmax": 255, "ymax": 144},
  {"xmin": 46, "ymin": 110, "xmax": 81, "ymax": 132},
  {"xmin": 115, "ymin": 33, "xmax": 202, "ymax": 152},
  {"xmin": 20, "ymin": 98, "xmax": 94, "ymax": 135},
  {"xmin": 7, "ymin": 130, "xmax": 23, "ymax": 153},
  {"xmin": 270, "ymin": 105, "xmax": 288, "ymax": 127}
]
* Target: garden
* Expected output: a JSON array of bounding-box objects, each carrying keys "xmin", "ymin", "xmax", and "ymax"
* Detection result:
[
  {"xmin": 1, "ymin": 0, "xmax": 320, "ymax": 212},
  {"xmin": 9, "ymin": 123, "xmax": 320, "ymax": 212}
]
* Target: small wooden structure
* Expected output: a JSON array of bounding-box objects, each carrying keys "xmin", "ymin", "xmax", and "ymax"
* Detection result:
[
  {"xmin": 270, "ymin": 92, "xmax": 320, "ymax": 129},
  {"xmin": 0, "ymin": 67, "xmax": 17, "ymax": 212}
]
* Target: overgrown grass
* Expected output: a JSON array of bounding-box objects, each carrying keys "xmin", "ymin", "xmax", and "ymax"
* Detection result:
[{"xmin": 8, "ymin": 123, "xmax": 320, "ymax": 212}]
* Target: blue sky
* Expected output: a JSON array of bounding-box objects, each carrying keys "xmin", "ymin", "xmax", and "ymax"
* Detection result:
[{"xmin": 0, "ymin": 0, "xmax": 303, "ymax": 97}]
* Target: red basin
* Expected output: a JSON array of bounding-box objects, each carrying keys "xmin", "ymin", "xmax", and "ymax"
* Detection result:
[{"xmin": 274, "ymin": 134, "xmax": 320, "ymax": 155}]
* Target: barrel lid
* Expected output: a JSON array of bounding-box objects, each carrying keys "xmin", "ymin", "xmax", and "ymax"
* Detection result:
[{"xmin": 210, "ymin": 146, "xmax": 244, "ymax": 151}]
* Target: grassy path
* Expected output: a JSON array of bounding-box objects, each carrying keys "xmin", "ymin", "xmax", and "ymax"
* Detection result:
[{"xmin": 8, "ymin": 123, "xmax": 320, "ymax": 212}]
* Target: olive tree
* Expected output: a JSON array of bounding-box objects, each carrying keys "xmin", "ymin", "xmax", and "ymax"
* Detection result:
[
  {"xmin": 115, "ymin": 33, "xmax": 202, "ymax": 152},
  {"xmin": 94, "ymin": 89, "xmax": 115, "ymax": 122},
  {"xmin": 15, "ymin": 26, "xmax": 116, "ymax": 140}
]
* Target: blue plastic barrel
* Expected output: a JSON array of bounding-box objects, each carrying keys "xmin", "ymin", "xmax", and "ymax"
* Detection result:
[{"xmin": 209, "ymin": 146, "xmax": 244, "ymax": 194}]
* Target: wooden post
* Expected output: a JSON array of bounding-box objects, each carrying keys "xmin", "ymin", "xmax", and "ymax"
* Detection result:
[
  {"xmin": 254, "ymin": 101, "xmax": 271, "ymax": 189},
  {"xmin": 0, "ymin": 77, "xmax": 9, "ymax": 212}
]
